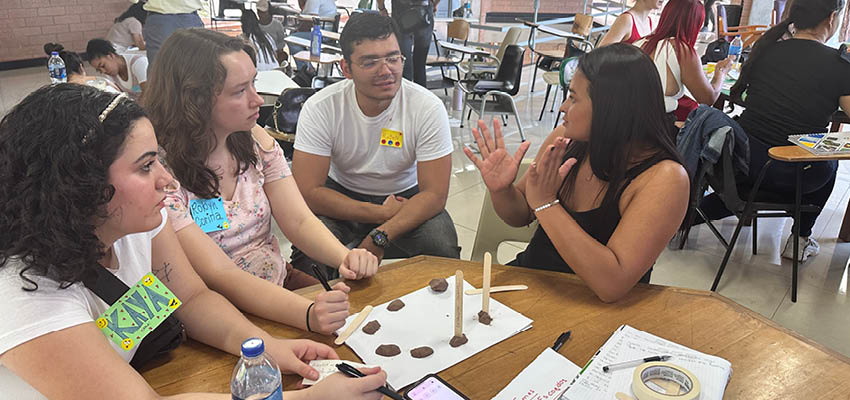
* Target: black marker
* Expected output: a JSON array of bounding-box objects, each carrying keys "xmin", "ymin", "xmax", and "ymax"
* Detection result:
[
  {"xmin": 336, "ymin": 362, "xmax": 404, "ymax": 400},
  {"xmin": 311, "ymin": 264, "xmax": 333, "ymax": 291},
  {"xmin": 552, "ymin": 330, "xmax": 571, "ymax": 352}
]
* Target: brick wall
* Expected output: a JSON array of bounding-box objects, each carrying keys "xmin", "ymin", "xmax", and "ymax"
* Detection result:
[{"xmin": 0, "ymin": 0, "xmax": 130, "ymax": 63}]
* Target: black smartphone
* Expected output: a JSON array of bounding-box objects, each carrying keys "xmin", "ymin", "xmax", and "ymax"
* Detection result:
[{"xmin": 404, "ymin": 373, "xmax": 469, "ymax": 400}]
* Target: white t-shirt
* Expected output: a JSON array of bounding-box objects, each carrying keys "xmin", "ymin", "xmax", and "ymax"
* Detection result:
[
  {"xmin": 295, "ymin": 79, "xmax": 453, "ymax": 196},
  {"xmin": 0, "ymin": 209, "xmax": 168, "ymax": 399},
  {"xmin": 106, "ymin": 17, "xmax": 143, "ymax": 50},
  {"xmin": 302, "ymin": 0, "xmax": 337, "ymax": 17},
  {"xmin": 114, "ymin": 52, "xmax": 148, "ymax": 96}
]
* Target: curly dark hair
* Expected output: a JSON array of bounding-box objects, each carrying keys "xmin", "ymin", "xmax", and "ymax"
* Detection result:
[
  {"xmin": 144, "ymin": 28, "xmax": 258, "ymax": 199},
  {"xmin": 0, "ymin": 84, "xmax": 145, "ymax": 290},
  {"xmin": 339, "ymin": 12, "xmax": 400, "ymax": 62}
]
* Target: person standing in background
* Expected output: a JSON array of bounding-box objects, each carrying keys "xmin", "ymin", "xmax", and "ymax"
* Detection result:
[
  {"xmin": 140, "ymin": 0, "xmax": 204, "ymax": 66},
  {"xmin": 377, "ymin": 0, "xmax": 439, "ymax": 86}
]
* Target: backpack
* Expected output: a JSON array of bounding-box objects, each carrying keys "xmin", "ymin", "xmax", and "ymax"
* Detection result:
[{"xmin": 702, "ymin": 39, "xmax": 729, "ymax": 64}]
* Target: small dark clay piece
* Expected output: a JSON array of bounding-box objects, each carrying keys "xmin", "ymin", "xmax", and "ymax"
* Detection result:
[
  {"xmin": 410, "ymin": 346, "xmax": 434, "ymax": 358},
  {"xmin": 375, "ymin": 344, "xmax": 401, "ymax": 357},
  {"xmin": 449, "ymin": 334, "xmax": 468, "ymax": 348},
  {"xmin": 362, "ymin": 320, "xmax": 381, "ymax": 335},
  {"xmin": 387, "ymin": 299, "xmax": 405, "ymax": 311},
  {"xmin": 429, "ymin": 278, "xmax": 448, "ymax": 292},
  {"xmin": 477, "ymin": 310, "xmax": 492, "ymax": 325}
]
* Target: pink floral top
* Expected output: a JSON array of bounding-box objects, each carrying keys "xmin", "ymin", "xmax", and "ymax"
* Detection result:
[{"xmin": 164, "ymin": 139, "xmax": 291, "ymax": 286}]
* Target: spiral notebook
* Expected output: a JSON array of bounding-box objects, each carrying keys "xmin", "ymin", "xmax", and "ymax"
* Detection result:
[{"xmin": 560, "ymin": 325, "xmax": 732, "ymax": 400}]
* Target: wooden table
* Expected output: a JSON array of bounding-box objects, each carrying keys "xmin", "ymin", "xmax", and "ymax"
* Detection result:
[
  {"xmin": 284, "ymin": 35, "xmax": 342, "ymax": 54},
  {"xmin": 142, "ymin": 256, "xmax": 850, "ymax": 399}
]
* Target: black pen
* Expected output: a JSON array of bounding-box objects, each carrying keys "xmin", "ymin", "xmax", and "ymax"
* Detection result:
[
  {"xmin": 336, "ymin": 362, "xmax": 404, "ymax": 400},
  {"xmin": 552, "ymin": 330, "xmax": 571, "ymax": 352},
  {"xmin": 311, "ymin": 264, "xmax": 333, "ymax": 291},
  {"xmin": 602, "ymin": 355, "xmax": 672, "ymax": 372}
]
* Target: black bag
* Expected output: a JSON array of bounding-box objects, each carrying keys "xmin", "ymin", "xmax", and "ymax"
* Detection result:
[
  {"xmin": 702, "ymin": 39, "xmax": 729, "ymax": 64},
  {"xmin": 396, "ymin": 1, "xmax": 432, "ymax": 33},
  {"xmin": 83, "ymin": 267, "xmax": 186, "ymax": 370},
  {"xmin": 291, "ymin": 64, "xmax": 315, "ymax": 88}
]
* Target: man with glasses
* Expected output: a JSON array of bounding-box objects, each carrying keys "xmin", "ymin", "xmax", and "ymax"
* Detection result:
[{"xmin": 291, "ymin": 13, "xmax": 459, "ymax": 278}]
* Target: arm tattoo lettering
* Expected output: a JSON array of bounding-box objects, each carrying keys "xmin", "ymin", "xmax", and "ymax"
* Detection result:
[{"xmin": 152, "ymin": 262, "xmax": 173, "ymax": 283}]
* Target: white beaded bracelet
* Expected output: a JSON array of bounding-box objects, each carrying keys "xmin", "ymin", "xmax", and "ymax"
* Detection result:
[{"xmin": 534, "ymin": 199, "xmax": 560, "ymax": 213}]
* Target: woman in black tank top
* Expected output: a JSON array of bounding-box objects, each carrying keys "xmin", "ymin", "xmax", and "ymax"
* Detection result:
[{"xmin": 464, "ymin": 44, "xmax": 690, "ymax": 302}]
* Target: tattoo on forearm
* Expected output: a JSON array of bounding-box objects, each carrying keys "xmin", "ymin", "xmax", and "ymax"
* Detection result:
[{"xmin": 153, "ymin": 262, "xmax": 173, "ymax": 282}]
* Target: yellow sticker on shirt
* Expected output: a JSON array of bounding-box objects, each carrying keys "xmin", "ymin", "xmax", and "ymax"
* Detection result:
[{"xmin": 380, "ymin": 128, "xmax": 403, "ymax": 148}]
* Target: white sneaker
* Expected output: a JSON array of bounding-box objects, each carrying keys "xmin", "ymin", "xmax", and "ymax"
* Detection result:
[{"xmin": 781, "ymin": 234, "xmax": 819, "ymax": 262}]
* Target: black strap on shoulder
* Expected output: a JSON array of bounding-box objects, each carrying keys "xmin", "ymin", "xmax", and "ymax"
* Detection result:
[{"xmin": 83, "ymin": 267, "xmax": 185, "ymax": 370}]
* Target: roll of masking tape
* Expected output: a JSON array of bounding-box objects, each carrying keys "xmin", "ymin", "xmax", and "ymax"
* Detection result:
[{"xmin": 631, "ymin": 362, "xmax": 700, "ymax": 400}]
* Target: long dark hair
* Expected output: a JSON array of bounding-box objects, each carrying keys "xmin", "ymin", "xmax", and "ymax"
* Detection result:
[
  {"xmin": 86, "ymin": 38, "xmax": 118, "ymax": 60},
  {"xmin": 241, "ymin": 10, "xmax": 276, "ymax": 66},
  {"xmin": 730, "ymin": 0, "xmax": 845, "ymax": 103},
  {"xmin": 0, "ymin": 84, "xmax": 145, "ymax": 290},
  {"xmin": 116, "ymin": 1, "xmax": 148, "ymax": 25},
  {"xmin": 144, "ymin": 28, "xmax": 258, "ymax": 199},
  {"xmin": 641, "ymin": 0, "xmax": 704, "ymax": 57},
  {"xmin": 558, "ymin": 43, "xmax": 684, "ymax": 212},
  {"xmin": 44, "ymin": 43, "xmax": 84, "ymax": 75}
]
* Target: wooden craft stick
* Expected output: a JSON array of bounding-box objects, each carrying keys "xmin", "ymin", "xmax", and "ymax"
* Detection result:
[
  {"xmin": 482, "ymin": 252, "xmax": 491, "ymax": 314},
  {"xmin": 334, "ymin": 305, "xmax": 373, "ymax": 346},
  {"xmin": 465, "ymin": 285, "xmax": 528, "ymax": 295},
  {"xmin": 454, "ymin": 270, "xmax": 463, "ymax": 337}
]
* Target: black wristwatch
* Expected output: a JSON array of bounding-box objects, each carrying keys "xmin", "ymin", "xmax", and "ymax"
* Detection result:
[{"xmin": 369, "ymin": 229, "xmax": 389, "ymax": 248}]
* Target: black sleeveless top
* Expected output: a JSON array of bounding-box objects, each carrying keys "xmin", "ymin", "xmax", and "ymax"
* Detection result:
[{"xmin": 511, "ymin": 155, "xmax": 670, "ymax": 284}]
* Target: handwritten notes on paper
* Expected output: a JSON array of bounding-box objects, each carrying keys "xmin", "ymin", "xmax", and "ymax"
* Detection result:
[
  {"xmin": 492, "ymin": 348, "xmax": 580, "ymax": 400},
  {"xmin": 561, "ymin": 325, "xmax": 732, "ymax": 400}
]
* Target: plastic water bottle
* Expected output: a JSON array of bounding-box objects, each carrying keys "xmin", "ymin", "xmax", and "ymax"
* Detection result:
[
  {"xmin": 464, "ymin": 1, "xmax": 472, "ymax": 19},
  {"xmin": 47, "ymin": 51, "xmax": 66, "ymax": 84},
  {"xmin": 310, "ymin": 19, "xmax": 322, "ymax": 58},
  {"xmin": 728, "ymin": 37, "xmax": 743, "ymax": 71},
  {"xmin": 230, "ymin": 338, "xmax": 283, "ymax": 400}
]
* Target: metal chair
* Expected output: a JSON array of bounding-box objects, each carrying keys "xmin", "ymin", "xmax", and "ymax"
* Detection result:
[
  {"xmin": 677, "ymin": 125, "xmax": 818, "ymax": 303},
  {"xmin": 716, "ymin": 4, "xmax": 768, "ymax": 48},
  {"xmin": 459, "ymin": 26, "xmax": 523, "ymax": 79},
  {"xmin": 426, "ymin": 19, "xmax": 471, "ymax": 94},
  {"xmin": 458, "ymin": 44, "xmax": 526, "ymax": 142}
]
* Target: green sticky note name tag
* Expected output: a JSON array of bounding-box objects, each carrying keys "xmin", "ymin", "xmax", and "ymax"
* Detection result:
[{"xmin": 95, "ymin": 273, "xmax": 181, "ymax": 351}]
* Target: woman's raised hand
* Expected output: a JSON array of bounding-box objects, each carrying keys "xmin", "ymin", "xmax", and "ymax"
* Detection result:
[{"xmin": 463, "ymin": 118, "xmax": 531, "ymax": 193}]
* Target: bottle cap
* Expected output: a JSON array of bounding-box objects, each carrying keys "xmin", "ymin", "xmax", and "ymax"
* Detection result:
[
  {"xmin": 241, "ymin": 337, "xmax": 265, "ymax": 358},
  {"xmin": 51, "ymin": 51, "xmax": 58, "ymax": 55}
]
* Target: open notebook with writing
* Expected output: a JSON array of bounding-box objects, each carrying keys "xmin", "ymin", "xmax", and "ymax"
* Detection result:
[{"xmin": 561, "ymin": 325, "xmax": 732, "ymax": 400}]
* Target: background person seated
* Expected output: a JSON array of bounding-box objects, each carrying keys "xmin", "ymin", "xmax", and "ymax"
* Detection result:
[
  {"xmin": 635, "ymin": 0, "xmax": 733, "ymax": 122},
  {"xmin": 465, "ymin": 44, "xmax": 690, "ymax": 303},
  {"xmin": 598, "ymin": 0, "xmax": 662, "ymax": 46},
  {"xmin": 241, "ymin": 9, "xmax": 282, "ymax": 71},
  {"xmin": 43, "ymin": 43, "xmax": 121, "ymax": 93},
  {"xmin": 698, "ymin": 0, "xmax": 850, "ymax": 262},
  {"xmin": 291, "ymin": 13, "xmax": 460, "ymax": 278},
  {"xmin": 105, "ymin": 1, "xmax": 148, "ymax": 51},
  {"xmin": 87, "ymin": 38, "xmax": 148, "ymax": 98}
]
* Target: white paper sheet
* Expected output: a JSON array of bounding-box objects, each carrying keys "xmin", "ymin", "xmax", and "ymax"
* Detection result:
[
  {"xmin": 301, "ymin": 359, "xmax": 375, "ymax": 386},
  {"xmin": 492, "ymin": 348, "xmax": 580, "ymax": 400},
  {"xmin": 561, "ymin": 325, "xmax": 732, "ymax": 400},
  {"xmin": 335, "ymin": 276, "xmax": 533, "ymax": 389}
]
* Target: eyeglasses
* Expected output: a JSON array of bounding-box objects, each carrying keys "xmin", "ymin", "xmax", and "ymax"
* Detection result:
[{"xmin": 355, "ymin": 54, "xmax": 406, "ymax": 71}]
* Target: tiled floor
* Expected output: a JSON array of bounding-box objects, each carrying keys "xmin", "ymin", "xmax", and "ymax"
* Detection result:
[{"xmin": 3, "ymin": 55, "xmax": 849, "ymax": 361}]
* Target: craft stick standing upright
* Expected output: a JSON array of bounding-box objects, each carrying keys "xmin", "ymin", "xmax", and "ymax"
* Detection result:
[
  {"xmin": 482, "ymin": 252, "xmax": 491, "ymax": 314},
  {"xmin": 454, "ymin": 270, "xmax": 463, "ymax": 337}
]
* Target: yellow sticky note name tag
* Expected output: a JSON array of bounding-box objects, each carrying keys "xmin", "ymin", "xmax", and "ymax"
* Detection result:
[
  {"xmin": 95, "ymin": 273, "xmax": 181, "ymax": 351},
  {"xmin": 380, "ymin": 128, "xmax": 403, "ymax": 148}
]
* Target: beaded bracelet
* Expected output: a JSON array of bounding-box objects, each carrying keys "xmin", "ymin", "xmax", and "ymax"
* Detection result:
[{"xmin": 534, "ymin": 199, "xmax": 560, "ymax": 213}]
